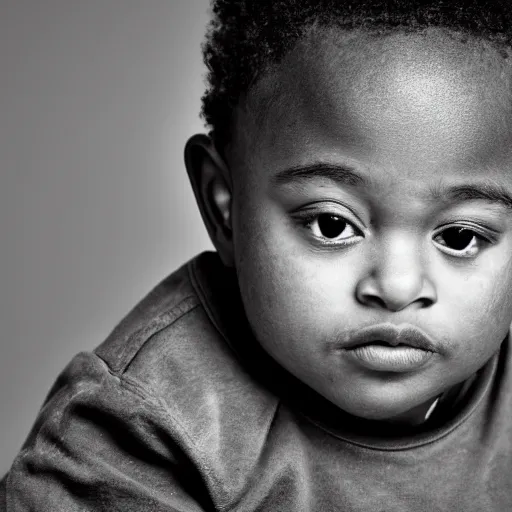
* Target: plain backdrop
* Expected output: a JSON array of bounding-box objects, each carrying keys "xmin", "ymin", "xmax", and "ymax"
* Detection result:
[{"xmin": 1, "ymin": 0, "xmax": 213, "ymax": 473}]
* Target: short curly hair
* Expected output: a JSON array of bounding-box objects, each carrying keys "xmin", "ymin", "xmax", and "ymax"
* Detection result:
[{"xmin": 201, "ymin": 0, "xmax": 512, "ymax": 149}]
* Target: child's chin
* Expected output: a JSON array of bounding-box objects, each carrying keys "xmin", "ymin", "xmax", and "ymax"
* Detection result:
[
  {"xmin": 341, "ymin": 404, "xmax": 410, "ymax": 422},
  {"xmin": 348, "ymin": 406, "xmax": 417, "ymax": 423},
  {"xmin": 329, "ymin": 387, "xmax": 438, "ymax": 423}
]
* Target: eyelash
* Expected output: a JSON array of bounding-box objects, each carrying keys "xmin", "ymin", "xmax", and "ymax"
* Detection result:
[
  {"xmin": 295, "ymin": 209, "xmax": 496, "ymax": 257},
  {"xmin": 432, "ymin": 224, "xmax": 494, "ymax": 258},
  {"xmin": 295, "ymin": 208, "xmax": 364, "ymax": 247}
]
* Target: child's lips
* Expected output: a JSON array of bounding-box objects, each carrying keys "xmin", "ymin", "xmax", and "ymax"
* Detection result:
[
  {"xmin": 343, "ymin": 324, "xmax": 439, "ymax": 353},
  {"xmin": 346, "ymin": 344, "xmax": 434, "ymax": 372},
  {"xmin": 341, "ymin": 324, "xmax": 439, "ymax": 372}
]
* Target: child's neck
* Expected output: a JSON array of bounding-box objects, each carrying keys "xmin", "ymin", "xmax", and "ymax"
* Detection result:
[
  {"xmin": 380, "ymin": 373, "xmax": 479, "ymax": 429},
  {"xmin": 385, "ymin": 396, "xmax": 441, "ymax": 427}
]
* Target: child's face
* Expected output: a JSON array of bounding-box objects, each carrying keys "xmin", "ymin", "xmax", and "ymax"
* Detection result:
[{"xmin": 226, "ymin": 30, "xmax": 512, "ymax": 421}]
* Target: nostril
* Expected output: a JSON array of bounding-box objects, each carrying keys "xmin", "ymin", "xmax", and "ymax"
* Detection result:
[
  {"xmin": 358, "ymin": 292, "xmax": 434, "ymax": 312},
  {"xmin": 419, "ymin": 296, "xmax": 435, "ymax": 308},
  {"xmin": 359, "ymin": 294, "xmax": 387, "ymax": 309}
]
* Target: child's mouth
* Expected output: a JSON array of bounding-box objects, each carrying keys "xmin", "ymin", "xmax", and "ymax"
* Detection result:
[
  {"xmin": 346, "ymin": 342, "xmax": 434, "ymax": 372},
  {"xmin": 342, "ymin": 325, "xmax": 438, "ymax": 372}
]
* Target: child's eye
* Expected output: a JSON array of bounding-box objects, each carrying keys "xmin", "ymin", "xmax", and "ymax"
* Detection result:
[
  {"xmin": 433, "ymin": 226, "xmax": 491, "ymax": 258},
  {"xmin": 302, "ymin": 213, "xmax": 363, "ymax": 245}
]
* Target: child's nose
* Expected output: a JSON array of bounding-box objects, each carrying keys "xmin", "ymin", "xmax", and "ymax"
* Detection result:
[{"xmin": 355, "ymin": 236, "xmax": 437, "ymax": 312}]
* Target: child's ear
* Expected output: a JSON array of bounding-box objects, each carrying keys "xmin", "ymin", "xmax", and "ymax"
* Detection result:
[{"xmin": 184, "ymin": 134, "xmax": 234, "ymax": 267}]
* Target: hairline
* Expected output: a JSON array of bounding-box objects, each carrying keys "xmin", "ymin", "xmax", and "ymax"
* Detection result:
[{"xmin": 225, "ymin": 25, "xmax": 512, "ymax": 161}]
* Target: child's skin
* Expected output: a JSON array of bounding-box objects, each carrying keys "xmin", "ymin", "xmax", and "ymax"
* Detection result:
[{"xmin": 187, "ymin": 28, "xmax": 512, "ymax": 426}]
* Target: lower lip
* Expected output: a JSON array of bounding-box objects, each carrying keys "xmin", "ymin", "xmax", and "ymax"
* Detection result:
[{"xmin": 345, "ymin": 344, "xmax": 434, "ymax": 372}]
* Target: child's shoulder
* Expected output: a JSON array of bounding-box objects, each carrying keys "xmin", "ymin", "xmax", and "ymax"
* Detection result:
[
  {"xmin": 6, "ymin": 253, "xmax": 279, "ymax": 510},
  {"xmin": 94, "ymin": 251, "xmax": 279, "ymax": 451},
  {"xmin": 94, "ymin": 254, "xmax": 203, "ymax": 375}
]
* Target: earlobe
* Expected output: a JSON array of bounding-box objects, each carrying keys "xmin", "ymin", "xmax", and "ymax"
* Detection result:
[{"xmin": 184, "ymin": 134, "xmax": 234, "ymax": 266}]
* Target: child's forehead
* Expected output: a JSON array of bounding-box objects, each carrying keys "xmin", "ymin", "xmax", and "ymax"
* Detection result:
[
  {"xmin": 252, "ymin": 27, "xmax": 511, "ymax": 100},
  {"xmin": 230, "ymin": 28, "xmax": 512, "ymax": 178},
  {"xmin": 249, "ymin": 28, "xmax": 512, "ymax": 126}
]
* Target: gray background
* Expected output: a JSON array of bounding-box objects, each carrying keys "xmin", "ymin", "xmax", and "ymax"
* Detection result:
[{"xmin": 1, "ymin": 0, "xmax": 213, "ymax": 472}]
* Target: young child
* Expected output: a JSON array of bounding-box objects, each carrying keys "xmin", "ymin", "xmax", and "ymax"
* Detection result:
[{"xmin": 4, "ymin": 0, "xmax": 512, "ymax": 509}]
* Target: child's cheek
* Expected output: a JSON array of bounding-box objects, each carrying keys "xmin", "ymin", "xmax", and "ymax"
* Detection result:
[
  {"xmin": 236, "ymin": 226, "xmax": 361, "ymax": 354},
  {"xmin": 446, "ymin": 257, "xmax": 512, "ymax": 358},
  {"xmin": 471, "ymin": 254, "xmax": 512, "ymax": 322}
]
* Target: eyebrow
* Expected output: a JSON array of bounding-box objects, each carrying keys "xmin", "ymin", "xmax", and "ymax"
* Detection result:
[
  {"xmin": 271, "ymin": 162, "xmax": 512, "ymax": 211},
  {"xmin": 434, "ymin": 183, "xmax": 512, "ymax": 211},
  {"xmin": 272, "ymin": 162, "xmax": 368, "ymax": 188}
]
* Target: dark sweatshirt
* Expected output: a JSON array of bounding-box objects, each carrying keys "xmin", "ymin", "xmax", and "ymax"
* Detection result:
[{"xmin": 2, "ymin": 252, "xmax": 511, "ymax": 511}]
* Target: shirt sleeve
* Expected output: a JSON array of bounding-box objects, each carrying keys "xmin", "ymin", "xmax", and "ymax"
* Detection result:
[{"xmin": 3, "ymin": 352, "xmax": 210, "ymax": 512}]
